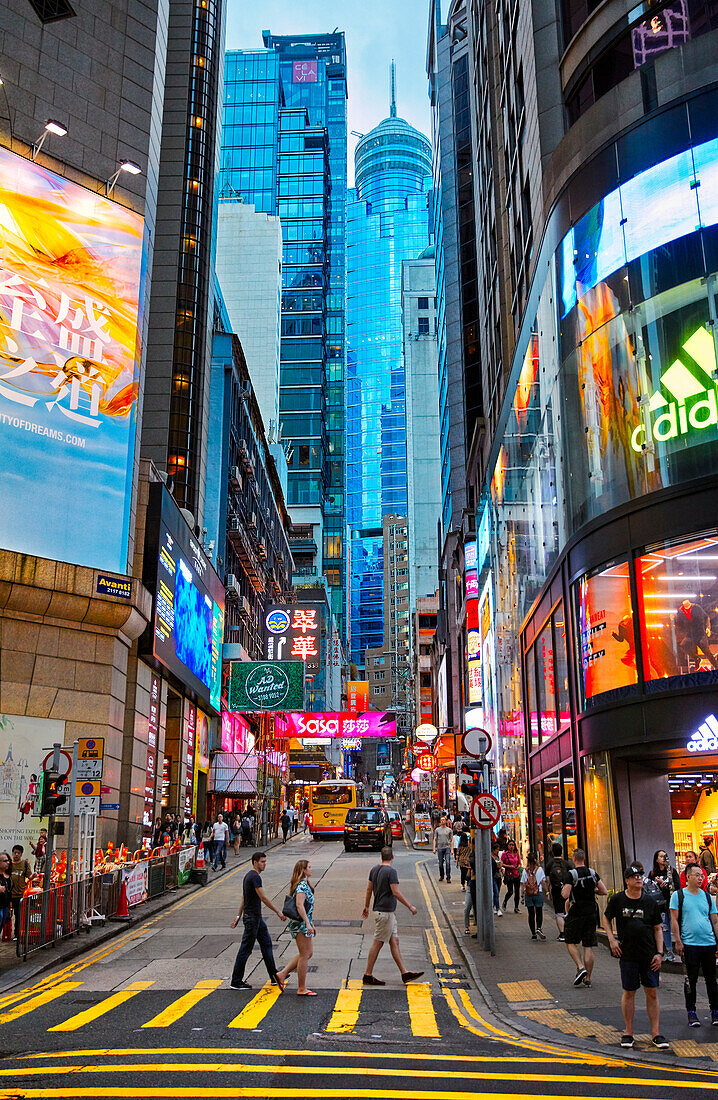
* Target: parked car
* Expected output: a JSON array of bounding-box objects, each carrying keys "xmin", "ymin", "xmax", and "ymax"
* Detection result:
[
  {"xmin": 387, "ymin": 810, "xmax": 403, "ymax": 839},
  {"xmin": 343, "ymin": 807, "xmax": 392, "ymax": 852}
]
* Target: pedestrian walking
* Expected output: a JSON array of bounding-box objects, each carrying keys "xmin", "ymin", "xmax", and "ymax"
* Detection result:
[
  {"xmin": 292, "ymin": 806, "xmax": 299, "ymax": 835},
  {"xmin": 457, "ymin": 832, "xmax": 470, "ymax": 891},
  {"xmin": 561, "ymin": 848, "xmax": 607, "ymax": 986},
  {"xmin": 491, "ymin": 841, "xmax": 503, "ymax": 916},
  {"xmin": 303, "ymin": 810, "xmax": 310, "ymax": 834},
  {"xmin": 10, "ymin": 845, "xmax": 32, "ymax": 939},
  {"xmin": 229, "ymin": 851, "xmax": 287, "ymax": 990},
  {"xmin": 501, "ymin": 839, "xmax": 521, "ymax": 912},
  {"xmin": 521, "ymin": 851, "xmax": 546, "ymax": 940},
  {"xmin": 361, "ymin": 845, "xmax": 423, "ymax": 985},
  {"xmin": 280, "ymin": 810, "xmax": 291, "ymax": 843},
  {"xmin": 433, "ymin": 816, "xmax": 452, "ymax": 883},
  {"xmin": 275, "ymin": 859, "xmax": 317, "ymax": 996},
  {"xmin": 211, "ymin": 814, "xmax": 230, "ymax": 870},
  {"xmin": 670, "ymin": 861, "xmax": 718, "ymax": 1026},
  {"xmin": 699, "ymin": 837, "xmax": 717, "ymax": 876},
  {"xmin": 231, "ymin": 816, "xmax": 242, "ymax": 855},
  {"xmin": 545, "ymin": 842, "xmax": 572, "ymax": 941},
  {"xmin": 241, "ymin": 813, "xmax": 252, "ymax": 848},
  {"xmin": 29, "ymin": 829, "xmax": 47, "ymax": 874},
  {"xmin": 646, "ymin": 850, "xmax": 680, "ymax": 962},
  {"xmin": 453, "ymin": 825, "xmax": 461, "ymax": 872},
  {"xmin": 681, "ymin": 850, "xmax": 709, "ymax": 890},
  {"xmin": 602, "ymin": 861, "xmax": 669, "ymax": 1050},
  {"xmin": 464, "ymin": 838, "xmax": 477, "ymax": 933}
]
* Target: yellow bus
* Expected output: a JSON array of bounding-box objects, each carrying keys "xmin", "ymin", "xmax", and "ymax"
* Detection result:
[{"xmin": 307, "ymin": 780, "xmax": 361, "ymax": 839}]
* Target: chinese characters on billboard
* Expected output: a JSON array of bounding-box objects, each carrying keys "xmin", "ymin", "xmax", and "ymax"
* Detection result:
[
  {"xmin": 0, "ymin": 146, "xmax": 144, "ymax": 571},
  {"xmin": 265, "ymin": 604, "xmax": 322, "ymax": 672},
  {"xmin": 286, "ymin": 712, "xmax": 396, "ymax": 738},
  {"xmin": 347, "ymin": 681, "xmax": 368, "ymax": 714}
]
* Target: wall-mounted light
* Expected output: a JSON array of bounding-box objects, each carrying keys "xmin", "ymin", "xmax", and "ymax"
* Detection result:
[
  {"xmin": 106, "ymin": 160, "xmax": 142, "ymax": 195},
  {"xmin": 31, "ymin": 119, "xmax": 68, "ymax": 160}
]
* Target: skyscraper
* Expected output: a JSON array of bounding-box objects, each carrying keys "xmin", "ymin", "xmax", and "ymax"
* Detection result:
[
  {"xmin": 219, "ymin": 34, "xmax": 348, "ymax": 637},
  {"xmin": 346, "ymin": 83, "xmax": 432, "ymax": 667}
]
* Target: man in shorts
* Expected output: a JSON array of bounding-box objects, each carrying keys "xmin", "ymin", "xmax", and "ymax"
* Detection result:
[
  {"xmin": 361, "ymin": 846, "xmax": 424, "ymax": 986},
  {"xmin": 602, "ymin": 862, "xmax": 669, "ymax": 1050},
  {"xmin": 545, "ymin": 841, "xmax": 572, "ymax": 941},
  {"xmin": 561, "ymin": 848, "xmax": 607, "ymax": 987}
]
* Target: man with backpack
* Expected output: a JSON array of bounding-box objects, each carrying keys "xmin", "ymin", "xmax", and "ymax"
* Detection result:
[
  {"xmin": 561, "ymin": 848, "xmax": 608, "ymax": 987},
  {"xmin": 670, "ymin": 861, "xmax": 718, "ymax": 1026},
  {"xmin": 545, "ymin": 842, "xmax": 572, "ymax": 941}
]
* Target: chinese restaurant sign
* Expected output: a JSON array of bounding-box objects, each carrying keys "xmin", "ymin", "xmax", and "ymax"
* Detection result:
[
  {"xmin": 0, "ymin": 145, "xmax": 144, "ymax": 572},
  {"xmin": 229, "ymin": 661, "xmax": 305, "ymax": 712},
  {"xmin": 265, "ymin": 603, "xmax": 322, "ymax": 672}
]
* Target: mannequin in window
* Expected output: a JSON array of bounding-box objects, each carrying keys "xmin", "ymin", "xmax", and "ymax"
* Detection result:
[
  {"xmin": 612, "ymin": 615, "xmax": 636, "ymax": 668},
  {"xmin": 673, "ymin": 599, "xmax": 718, "ymax": 670}
]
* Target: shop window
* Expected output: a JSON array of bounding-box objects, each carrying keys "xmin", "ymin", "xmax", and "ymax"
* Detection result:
[
  {"xmin": 543, "ymin": 776, "xmax": 563, "ymax": 852},
  {"xmin": 525, "ymin": 645, "xmax": 539, "ymax": 750},
  {"xmin": 562, "ymin": 764, "xmax": 577, "ymax": 853},
  {"xmin": 531, "ymin": 781, "xmax": 545, "ymax": 862},
  {"xmin": 553, "ymin": 604, "xmax": 571, "ymax": 729},
  {"xmin": 536, "ymin": 623, "xmax": 557, "ymax": 738},
  {"xmin": 575, "ymin": 560, "xmax": 638, "ymax": 709},
  {"xmin": 583, "ymin": 752, "xmax": 623, "ymax": 898},
  {"xmin": 636, "ymin": 532, "xmax": 718, "ymax": 689}
]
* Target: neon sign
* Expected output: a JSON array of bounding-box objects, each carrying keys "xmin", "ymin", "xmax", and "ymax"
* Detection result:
[
  {"xmin": 687, "ymin": 714, "xmax": 718, "ymax": 753},
  {"xmin": 632, "ymin": 325, "xmax": 718, "ymax": 453}
]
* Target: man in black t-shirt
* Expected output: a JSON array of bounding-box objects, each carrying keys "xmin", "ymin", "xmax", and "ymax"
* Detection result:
[
  {"xmin": 229, "ymin": 852, "xmax": 287, "ymax": 990},
  {"xmin": 361, "ymin": 846, "xmax": 423, "ymax": 986},
  {"xmin": 601, "ymin": 862, "xmax": 669, "ymax": 1050},
  {"xmin": 561, "ymin": 848, "xmax": 607, "ymax": 987}
]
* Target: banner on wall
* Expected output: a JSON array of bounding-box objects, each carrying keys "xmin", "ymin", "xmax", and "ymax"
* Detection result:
[{"xmin": 0, "ymin": 713, "xmax": 55, "ymax": 850}]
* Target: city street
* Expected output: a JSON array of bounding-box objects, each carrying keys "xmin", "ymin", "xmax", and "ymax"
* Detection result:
[{"xmin": 1, "ymin": 835, "xmax": 717, "ymax": 1099}]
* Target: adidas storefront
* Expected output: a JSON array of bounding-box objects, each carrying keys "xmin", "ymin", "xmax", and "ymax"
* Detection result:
[{"xmin": 474, "ymin": 88, "xmax": 718, "ymax": 895}]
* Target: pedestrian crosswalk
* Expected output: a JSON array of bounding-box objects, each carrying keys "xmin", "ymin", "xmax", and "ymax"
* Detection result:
[{"xmin": 0, "ymin": 978, "xmax": 449, "ymax": 1039}]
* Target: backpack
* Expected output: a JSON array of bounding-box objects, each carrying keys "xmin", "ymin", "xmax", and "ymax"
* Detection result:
[
  {"xmin": 549, "ymin": 857, "xmax": 568, "ymax": 889},
  {"xmin": 642, "ymin": 877, "xmax": 665, "ymax": 909},
  {"xmin": 525, "ymin": 868, "xmax": 540, "ymax": 897},
  {"xmin": 241, "ymin": 816, "xmax": 250, "ymax": 830},
  {"xmin": 569, "ymin": 866, "xmax": 598, "ymax": 904}
]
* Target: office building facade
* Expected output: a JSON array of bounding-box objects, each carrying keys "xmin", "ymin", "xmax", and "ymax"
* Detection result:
[
  {"xmin": 346, "ymin": 107, "xmax": 432, "ymax": 666},
  {"xmin": 430, "ymin": 0, "xmax": 718, "ymax": 880}
]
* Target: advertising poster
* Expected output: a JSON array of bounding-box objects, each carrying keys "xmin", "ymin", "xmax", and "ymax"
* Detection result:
[
  {"xmin": 228, "ymin": 661, "xmax": 305, "ymax": 712},
  {"xmin": 286, "ymin": 712, "xmax": 396, "ymax": 738},
  {"xmin": 177, "ymin": 845, "xmax": 195, "ymax": 886},
  {"xmin": 576, "ymin": 561, "xmax": 638, "ymax": 701},
  {"xmin": 265, "ymin": 604, "xmax": 322, "ymax": 672},
  {"xmin": 478, "ymin": 574, "xmax": 498, "ymax": 750},
  {"xmin": 347, "ymin": 681, "xmax": 368, "ymax": 714},
  {"xmin": 122, "ymin": 860, "xmax": 149, "ymax": 907},
  {"xmin": 0, "ymin": 713, "xmax": 57, "ymax": 852},
  {"xmin": 0, "ymin": 146, "xmax": 144, "ymax": 572}
]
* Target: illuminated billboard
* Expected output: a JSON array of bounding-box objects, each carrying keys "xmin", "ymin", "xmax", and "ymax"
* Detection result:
[
  {"xmin": 265, "ymin": 603, "xmax": 322, "ymax": 673},
  {"xmin": 0, "ymin": 145, "xmax": 144, "ymax": 571},
  {"xmin": 143, "ymin": 484, "xmax": 224, "ymax": 713},
  {"xmin": 286, "ymin": 712, "xmax": 396, "ymax": 738},
  {"xmin": 229, "ymin": 661, "xmax": 305, "ymax": 712},
  {"xmin": 575, "ymin": 560, "xmax": 637, "ymax": 704}
]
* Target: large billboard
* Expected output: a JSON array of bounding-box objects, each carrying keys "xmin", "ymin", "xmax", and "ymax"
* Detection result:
[
  {"xmin": 0, "ymin": 146, "xmax": 144, "ymax": 572},
  {"xmin": 229, "ymin": 661, "xmax": 305, "ymax": 712},
  {"xmin": 286, "ymin": 712, "xmax": 396, "ymax": 738},
  {"xmin": 143, "ymin": 484, "xmax": 225, "ymax": 713},
  {"xmin": 265, "ymin": 603, "xmax": 323, "ymax": 673}
]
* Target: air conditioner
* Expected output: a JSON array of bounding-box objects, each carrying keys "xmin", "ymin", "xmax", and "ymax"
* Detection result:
[
  {"xmin": 228, "ymin": 517, "xmax": 241, "ymax": 533},
  {"xmin": 257, "ymin": 540, "xmax": 267, "ymax": 559},
  {"xmin": 242, "ymin": 595, "xmax": 251, "ymax": 615},
  {"xmin": 224, "ymin": 574, "xmax": 240, "ymax": 598},
  {"xmin": 248, "ymin": 512, "xmax": 257, "ymax": 530},
  {"xmin": 229, "ymin": 465, "xmax": 242, "ymax": 489}
]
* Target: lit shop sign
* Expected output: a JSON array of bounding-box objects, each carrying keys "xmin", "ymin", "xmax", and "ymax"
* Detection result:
[
  {"xmin": 631, "ymin": 325, "xmax": 718, "ymax": 453},
  {"xmin": 464, "ymin": 541, "xmax": 478, "ymax": 600},
  {"xmin": 265, "ymin": 604, "xmax": 322, "ymax": 672},
  {"xmin": 687, "ymin": 714, "xmax": 718, "ymax": 753},
  {"xmin": 477, "ymin": 505, "xmax": 490, "ymax": 574}
]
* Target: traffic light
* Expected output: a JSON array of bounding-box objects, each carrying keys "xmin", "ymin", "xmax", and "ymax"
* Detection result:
[
  {"xmin": 459, "ymin": 765, "xmax": 481, "ymax": 798},
  {"xmin": 41, "ymin": 769, "xmax": 67, "ymax": 815}
]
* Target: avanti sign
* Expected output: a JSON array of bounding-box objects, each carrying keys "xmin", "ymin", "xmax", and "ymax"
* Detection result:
[{"xmin": 631, "ymin": 325, "xmax": 718, "ymax": 453}]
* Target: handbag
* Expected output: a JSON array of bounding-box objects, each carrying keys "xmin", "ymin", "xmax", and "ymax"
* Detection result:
[{"xmin": 282, "ymin": 893, "xmax": 301, "ymax": 921}]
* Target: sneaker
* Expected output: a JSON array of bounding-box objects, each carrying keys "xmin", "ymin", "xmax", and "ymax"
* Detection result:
[
  {"xmin": 620, "ymin": 1034, "xmax": 634, "ymax": 1049},
  {"xmin": 652, "ymin": 1034, "xmax": 670, "ymax": 1050},
  {"xmin": 464, "ymin": 927, "xmax": 470, "ymax": 934},
  {"xmin": 573, "ymin": 967, "xmax": 588, "ymax": 986},
  {"xmin": 688, "ymin": 1010, "xmax": 701, "ymax": 1027},
  {"xmin": 514, "ymin": 908, "xmax": 520, "ymax": 914},
  {"xmin": 712, "ymin": 1009, "xmax": 718, "ymax": 1026},
  {"xmin": 230, "ymin": 981, "xmax": 252, "ymax": 990},
  {"xmin": 401, "ymin": 971, "xmax": 425, "ymax": 984},
  {"xmin": 557, "ymin": 934, "xmax": 565, "ymax": 942},
  {"xmin": 495, "ymin": 908, "xmax": 503, "ymax": 917},
  {"xmin": 531, "ymin": 933, "xmax": 538, "ymax": 940},
  {"xmin": 362, "ymin": 974, "xmax": 386, "ymax": 986},
  {"xmin": 583, "ymin": 978, "xmax": 592, "ymax": 988},
  {"xmin": 536, "ymin": 928, "xmax": 546, "ymax": 940}
]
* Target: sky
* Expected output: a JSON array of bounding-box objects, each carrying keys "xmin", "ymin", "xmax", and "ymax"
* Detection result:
[{"xmin": 225, "ymin": 0, "xmax": 432, "ymax": 185}]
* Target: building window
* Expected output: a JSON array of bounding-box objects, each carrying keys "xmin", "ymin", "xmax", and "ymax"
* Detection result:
[
  {"xmin": 418, "ymin": 317, "xmax": 430, "ymax": 335},
  {"xmin": 25, "ymin": 0, "xmax": 75, "ymax": 21},
  {"xmin": 373, "ymin": 686, "xmax": 383, "ymax": 695},
  {"xmin": 418, "ymin": 296, "xmax": 429, "ymax": 310},
  {"xmin": 574, "ymin": 560, "xmax": 638, "ymax": 709}
]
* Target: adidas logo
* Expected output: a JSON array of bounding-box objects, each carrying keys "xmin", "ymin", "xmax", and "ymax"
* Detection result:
[
  {"xmin": 631, "ymin": 325, "xmax": 718, "ymax": 453},
  {"xmin": 687, "ymin": 713, "xmax": 718, "ymax": 753}
]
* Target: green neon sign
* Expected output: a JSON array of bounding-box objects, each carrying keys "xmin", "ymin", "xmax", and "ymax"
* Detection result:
[{"xmin": 631, "ymin": 325, "xmax": 718, "ymax": 452}]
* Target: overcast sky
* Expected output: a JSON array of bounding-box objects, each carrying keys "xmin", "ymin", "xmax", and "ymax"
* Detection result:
[{"xmin": 225, "ymin": 0, "xmax": 432, "ymax": 185}]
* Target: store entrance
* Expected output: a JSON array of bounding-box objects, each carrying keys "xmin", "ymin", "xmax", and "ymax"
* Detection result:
[{"xmin": 670, "ymin": 765, "xmax": 718, "ymax": 871}]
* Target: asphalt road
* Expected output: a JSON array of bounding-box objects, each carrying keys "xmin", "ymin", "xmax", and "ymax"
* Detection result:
[{"xmin": 1, "ymin": 833, "xmax": 716, "ymax": 1099}]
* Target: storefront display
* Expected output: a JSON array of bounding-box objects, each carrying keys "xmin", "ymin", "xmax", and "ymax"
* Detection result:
[{"xmin": 576, "ymin": 561, "xmax": 638, "ymax": 706}]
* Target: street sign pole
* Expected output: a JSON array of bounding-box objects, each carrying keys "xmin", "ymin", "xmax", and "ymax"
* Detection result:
[
  {"xmin": 64, "ymin": 741, "xmax": 79, "ymax": 929},
  {"xmin": 483, "ymin": 754, "xmax": 495, "ymax": 956},
  {"xmin": 41, "ymin": 742, "xmax": 61, "ymax": 941}
]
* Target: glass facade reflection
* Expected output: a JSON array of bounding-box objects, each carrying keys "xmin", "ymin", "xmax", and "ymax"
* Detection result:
[{"xmin": 346, "ymin": 117, "xmax": 432, "ymax": 665}]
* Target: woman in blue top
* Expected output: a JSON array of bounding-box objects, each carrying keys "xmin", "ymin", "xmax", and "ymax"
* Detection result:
[{"xmin": 276, "ymin": 859, "xmax": 317, "ymax": 996}]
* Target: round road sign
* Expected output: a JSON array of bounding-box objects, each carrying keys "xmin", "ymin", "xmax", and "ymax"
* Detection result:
[
  {"xmin": 42, "ymin": 749, "xmax": 72, "ymax": 776},
  {"xmin": 471, "ymin": 792, "xmax": 501, "ymax": 830},
  {"xmin": 462, "ymin": 727, "xmax": 492, "ymax": 758}
]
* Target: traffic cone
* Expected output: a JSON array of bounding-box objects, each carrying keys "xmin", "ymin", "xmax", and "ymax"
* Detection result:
[
  {"xmin": 195, "ymin": 843, "xmax": 205, "ymax": 869},
  {"xmin": 112, "ymin": 878, "xmax": 131, "ymax": 922}
]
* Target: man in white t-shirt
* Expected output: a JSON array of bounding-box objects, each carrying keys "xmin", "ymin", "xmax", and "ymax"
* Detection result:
[{"xmin": 211, "ymin": 813, "xmax": 230, "ymax": 870}]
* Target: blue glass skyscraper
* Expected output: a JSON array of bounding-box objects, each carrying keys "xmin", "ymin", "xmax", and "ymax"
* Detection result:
[{"xmin": 346, "ymin": 101, "xmax": 432, "ymax": 666}]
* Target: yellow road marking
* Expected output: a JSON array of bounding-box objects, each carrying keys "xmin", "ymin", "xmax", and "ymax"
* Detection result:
[
  {"xmin": 325, "ymin": 978, "xmax": 362, "ymax": 1033},
  {"xmin": 48, "ymin": 981, "xmax": 155, "ymax": 1032},
  {"xmin": 415, "ymin": 866, "xmax": 452, "ymax": 963},
  {"xmin": 2, "ymin": 1087, "xmax": 714, "ymax": 1100},
  {"xmin": 141, "ymin": 980, "xmax": 222, "ymax": 1028},
  {"xmin": 227, "ymin": 982, "xmax": 282, "ymax": 1029},
  {"xmin": 0, "ymin": 983, "xmax": 82, "ymax": 1025},
  {"xmin": 406, "ymin": 982, "xmax": 439, "ymax": 1038},
  {"xmin": 425, "ymin": 929, "xmax": 439, "ymax": 965},
  {"xmin": 498, "ymin": 980, "xmax": 552, "ymax": 1002},
  {"xmin": 442, "ymin": 987, "xmax": 491, "ymax": 1038}
]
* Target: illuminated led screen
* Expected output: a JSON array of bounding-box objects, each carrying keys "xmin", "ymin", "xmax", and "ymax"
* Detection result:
[
  {"xmin": 575, "ymin": 561, "xmax": 638, "ymax": 703},
  {"xmin": 0, "ymin": 145, "xmax": 144, "ymax": 571},
  {"xmin": 558, "ymin": 135, "xmax": 718, "ymax": 318}
]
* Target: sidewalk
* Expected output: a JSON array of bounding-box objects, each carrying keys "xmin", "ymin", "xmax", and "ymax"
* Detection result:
[
  {"xmin": 422, "ymin": 851, "xmax": 718, "ymax": 1067},
  {"xmin": 0, "ymin": 831, "xmax": 289, "ymax": 994}
]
